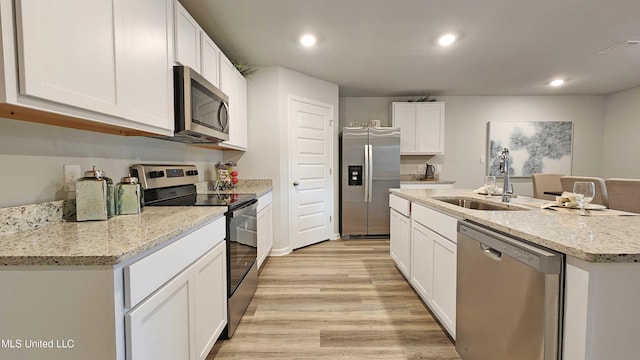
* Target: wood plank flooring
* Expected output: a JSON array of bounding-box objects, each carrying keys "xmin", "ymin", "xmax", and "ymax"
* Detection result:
[{"xmin": 207, "ymin": 239, "xmax": 461, "ymax": 359}]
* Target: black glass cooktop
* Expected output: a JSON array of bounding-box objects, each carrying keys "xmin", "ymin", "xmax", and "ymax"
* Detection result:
[{"xmin": 144, "ymin": 185, "xmax": 255, "ymax": 210}]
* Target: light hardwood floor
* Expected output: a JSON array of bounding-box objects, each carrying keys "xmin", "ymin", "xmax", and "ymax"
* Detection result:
[{"xmin": 208, "ymin": 239, "xmax": 461, "ymax": 359}]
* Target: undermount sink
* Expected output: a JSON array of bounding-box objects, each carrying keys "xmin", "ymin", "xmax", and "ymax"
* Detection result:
[{"xmin": 434, "ymin": 197, "xmax": 529, "ymax": 211}]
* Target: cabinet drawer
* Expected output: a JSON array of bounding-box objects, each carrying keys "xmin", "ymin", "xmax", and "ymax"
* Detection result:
[
  {"xmin": 125, "ymin": 217, "xmax": 226, "ymax": 308},
  {"xmin": 389, "ymin": 194, "xmax": 410, "ymax": 216},
  {"xmin": 412, "ymin": 203, "xmax": 457, "ymax": 242},
  {"xmin": 257, "ymin": 191, "xmax": 273, "ymax": 212}
]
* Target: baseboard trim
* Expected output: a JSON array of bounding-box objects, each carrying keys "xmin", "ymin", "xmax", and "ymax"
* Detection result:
[{"xmin": 269, "ymin": 246, "xmax": 292, "ymax": 256}]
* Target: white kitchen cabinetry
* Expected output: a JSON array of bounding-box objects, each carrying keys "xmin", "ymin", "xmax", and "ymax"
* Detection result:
[
  {"xmin": 219, "ymin": 54, "xmax": 248, "ymax": 151},
  {"xmin": 174, "ymin": 1, "xmax": 220, "ymax": 88},
  {"xmin": 0, "ymin": 216, "xmax": 227, "ymax": 360},
  {"xmin": 193, "ymin": 241, "xmax": 227, "ymax": 360},
  {"xmin": 126, "ymin": 219, "xmax": 227, "ymax": 360},
  {"xmin": 389, "ymin": 194, "xmax": 411, "ymax": 279},
  {"xmin": 392, "ymin": 102, "xmax": 445, "ymax": 155},
  {"xmin": 410, "ymin": 202, "xmax": 457, "ymax": 338},
  {"xmin": 6, "ymin": 0, "xmax": 174, "ymax": 135},
  {"xmin": 126, "ymin": 263, "xmax": 195, "ymax": 360},
  {"xmin": 257, "ymin": 192, "xmax": 274, "ymax": 269}
]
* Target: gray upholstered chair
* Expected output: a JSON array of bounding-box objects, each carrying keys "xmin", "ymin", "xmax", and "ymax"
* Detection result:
[
  {"xmin": 605, "ymin": 178, "xmax": 640, "ymax": 213},
  {"xmin": 560, "ymin": 176, "xmax": 609, "ymax": 207},
  {"xmin": 531, "ymin": 173, "xmax": 564, "ymax": 201}
]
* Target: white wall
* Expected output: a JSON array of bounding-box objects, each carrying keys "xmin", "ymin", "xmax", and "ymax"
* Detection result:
[
  {"xmin": 602, "ymin": 86, "xmax": 640, "ymax": 178},
  {"xmin": 0, "ymin": 118, "xmax": 222, "ymax": 208},
  {"xmin": 226, "ymin": 66, "xmax": 339, "ymax": 254},
  {"xmin": 340, "ymin": 95, "xmax": 605, "ymax": 196}
]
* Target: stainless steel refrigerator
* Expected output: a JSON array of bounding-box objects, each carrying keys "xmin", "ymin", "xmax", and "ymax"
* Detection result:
[{"xmin": 341, "ymin": 127, "xmax": 400, "ymax": 237}]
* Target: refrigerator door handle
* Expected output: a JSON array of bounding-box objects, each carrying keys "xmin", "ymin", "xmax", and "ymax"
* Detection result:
[
  {"xmin": 368, "ymin": 144, "xmax": 373, "ymax": 202},
  {"xmin": 364, "ymin": 145, "xmax": 369, "ymax": 202}
]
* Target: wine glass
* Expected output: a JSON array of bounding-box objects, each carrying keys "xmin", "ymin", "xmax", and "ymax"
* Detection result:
[
  {"xmin": 484, "ymin": 176, "xmax": 497, "ymax": 196},
  {"xmin": 573, "ymin": 182, "xmax": 595, "ymax": 215}
]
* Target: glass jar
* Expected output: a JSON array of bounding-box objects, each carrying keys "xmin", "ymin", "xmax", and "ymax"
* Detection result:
[
  {"xmin": 116, "ymin": 175, "xmax": 143, "ymax": 215},
  {"xmin": 75, "ymin": 166, "xmax": 114, "ymax": 221}
]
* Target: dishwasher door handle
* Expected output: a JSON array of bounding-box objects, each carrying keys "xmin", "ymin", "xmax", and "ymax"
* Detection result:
[{"xmin": 480, "ymin": 243, "xmax": 502, "ymax": 260}]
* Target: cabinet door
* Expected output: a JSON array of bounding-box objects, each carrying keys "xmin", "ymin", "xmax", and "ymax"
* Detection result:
[
  {"xmin": 416, "ymin": 103, "xmax": 445, "ymax": 154},
  {"xmin": 200, "ymin": 34, "xmax": 220, "ymax": 88},
  {"xmin": 257, "ymin": 204, "xmax": 273, "ymax": 269},
  {"xmin": 432, "ymin": 233, "xmax": 456, "ymax": 338},
  {"xmin": 126, "ymin": 268, "xmax": 195, "ymax": 360},
  {"xmin": 116, "ymin": 0, "xmax": 173, "ymax": 131},
  {"xmin": 390, "ymin": 209, "xmax": 411, "ymax": 278},
  {"xmin": 16, "ymin": 0, "xmax": 118, "ymax": 115},
  {"xmin": 410, "ymin": 221, "xmax": 434, "ymax": 303},
  {"xmin": 392, "ymin": 103, "xmax": 418, "ymax": 153},
  {"xmin": 219, "ymin": 56, "xmax": 248, "ymax": 151},
  {"xmin": 174, "ymin": 1, "xmax": 201, "ymax": 71},
  {"xmin": 194, "ymin": 241, "xmax": 227, "ymax": 360}
]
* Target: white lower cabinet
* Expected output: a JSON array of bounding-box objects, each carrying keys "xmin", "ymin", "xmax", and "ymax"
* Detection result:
[
  {"xmin": 408, "ymin": 202, "xmax": 457, "ymax": 338},
  {"xmin": 389, "ymin": 194, "xmax": 411, "ymax": 279},
  {"xmin": 126, "ymin": 264, "xmax": 195, "ymax": 360},
  {"xmin": 126, "ymin": 239, "xmax": 226, "ymax": 360},
  {"xmin": 257, "ymin": 192, "xmax": 273, "ymax": 269},
  {"xmin": 193, "ymin": 241, "xmax": 227, "ymax": 360}
]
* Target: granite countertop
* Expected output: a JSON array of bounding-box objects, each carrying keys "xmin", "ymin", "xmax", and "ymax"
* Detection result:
[
  {"xmin": 390, "ymin": 189, "xmax": 640, "ymax": 263},
  {"xmin": 399, "ymin": 174, "xmax": 455, "ymax": 184},
  {"xmin": 196, "ymin": 179, "xmax": 273, "ymax": 196},
  {"xmin": 0, "ymin": 206, "xmax": 226, "ymax": 266}
]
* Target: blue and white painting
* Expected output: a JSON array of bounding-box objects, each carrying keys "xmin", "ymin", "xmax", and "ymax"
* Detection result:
[{"xmin": 487, "ymin": 121, "xmax": 573, "ymax": 177}]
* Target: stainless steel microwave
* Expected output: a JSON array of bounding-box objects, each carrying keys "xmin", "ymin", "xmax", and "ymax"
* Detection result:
[{"xmin": 171, "ymin": 65, "xmax": 229, "ymax": 143}]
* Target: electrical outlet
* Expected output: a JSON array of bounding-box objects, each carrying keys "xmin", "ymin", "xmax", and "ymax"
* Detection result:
[
  {"xmin": 480, "ymin": 155, "xmax": 486, "ymax": 164},
  {"xmin": 64, "ymin": 165, "xmax": 81, "ymax": 192}
]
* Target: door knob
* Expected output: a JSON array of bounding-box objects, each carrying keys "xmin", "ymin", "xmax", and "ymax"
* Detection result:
[{"xmin": 293, "ymin": 180, "xmax": 299, "ymax": 186}]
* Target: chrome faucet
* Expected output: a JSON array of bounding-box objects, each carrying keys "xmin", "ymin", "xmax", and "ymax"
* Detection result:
[{"xmin": 499, "ymin": 148, "xmax": 513, "ymax": 202}]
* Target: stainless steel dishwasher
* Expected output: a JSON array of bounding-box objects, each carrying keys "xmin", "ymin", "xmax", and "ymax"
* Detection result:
[{"xmin": 456, "ymin": 220, "xmax": 564, "ymax": 360}]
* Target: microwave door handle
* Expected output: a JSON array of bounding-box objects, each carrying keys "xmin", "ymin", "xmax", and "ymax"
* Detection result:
[{"xmin": 218, "ymin": 101, "xmax": 229, "ymax": 132}]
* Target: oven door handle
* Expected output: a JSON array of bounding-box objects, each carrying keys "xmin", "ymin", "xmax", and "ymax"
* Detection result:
[{"xmin": 229, "ymin": 202, "xmax": 258, "ymax": 218}]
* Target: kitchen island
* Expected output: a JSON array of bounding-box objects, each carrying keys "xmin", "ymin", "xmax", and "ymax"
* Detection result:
[{"xmin": 391, "ymin": 188, "xmax": 640, "ymax": 359}]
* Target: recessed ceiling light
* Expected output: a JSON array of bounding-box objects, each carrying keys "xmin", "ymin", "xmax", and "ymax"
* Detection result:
[
  {"xmin": 299, "ymin": 33, "xmax": 317, "ymax": 47},
  {"xmin": 438, "ymin": 33, "xmax": 457, "ymax": 47},
  {"xmin": 549, "ymin": 79, "xmax": 565, "ymax": 87}
]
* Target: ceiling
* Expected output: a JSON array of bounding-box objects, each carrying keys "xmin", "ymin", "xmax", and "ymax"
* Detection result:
[{"xmin": 180, "ymin": 0, "xmax": 640, "ymax": 97}]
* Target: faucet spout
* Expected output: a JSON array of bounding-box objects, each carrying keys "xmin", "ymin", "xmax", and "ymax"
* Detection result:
[{"xmin": 499, "ymin": 148, "xmax": 513, "ymax": 202}]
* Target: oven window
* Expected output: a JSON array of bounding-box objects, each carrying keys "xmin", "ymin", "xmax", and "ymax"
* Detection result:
[{"xmin": 228, "ymin": 207, "xmax": 257, "ymax": 295}]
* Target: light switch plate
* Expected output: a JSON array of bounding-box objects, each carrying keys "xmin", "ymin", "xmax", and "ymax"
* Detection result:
[
  {"xmin": 480, "ymin": 155, "xmax": 486, "ymax": 164},
  {"xmin": 64, "ymin": 165, "xmax": 81, "ymax": 192}
]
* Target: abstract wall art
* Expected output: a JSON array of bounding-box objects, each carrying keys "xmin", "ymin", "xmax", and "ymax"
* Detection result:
[{"xmin": 487, "ymin": 121, "xmax": 573, "ymax": 177}]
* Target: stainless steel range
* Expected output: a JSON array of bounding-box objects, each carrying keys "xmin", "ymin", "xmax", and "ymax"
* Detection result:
[{"xmin": 131, "ymin": 164, "xmax": 258, "ymax": 339}]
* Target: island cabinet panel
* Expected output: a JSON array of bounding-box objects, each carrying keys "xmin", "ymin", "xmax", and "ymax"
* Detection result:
[
  {"xmin": 390, "ymin": 194, "xmax": 411, "ymax": 278},
  {"xmin": 409, "ymin": 202, "xmax": 457, "ymax": 338}
]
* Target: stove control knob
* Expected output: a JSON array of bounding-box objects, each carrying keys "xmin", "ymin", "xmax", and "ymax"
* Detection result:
[{"xmin": 149, "ymin": 170, "xmax": 165, "ymax": 179}]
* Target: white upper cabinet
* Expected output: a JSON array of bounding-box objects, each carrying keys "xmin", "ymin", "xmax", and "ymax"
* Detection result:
[
  {"xmin": 219, "ymin": 54, "xmax": 248, "ymax": 151},
  {"xmin": 16, "ymin": 0, "xmax": 118, "ymax": 115},
  {"xmin": 392, "ymin": 102, "xmax": 445, "ymax": 155},
  {"xmin": 9, "ymin": 0, "xmax": 174, "ymax": 135},
  {"xmin": 174, "ymin": 1, "xmax": 220, "ymax": 88},
  {"xmin": 116, "ymin": 0, "xmax": 173, "ymax": 131},
  {"xmin": 174, "ymin": 1, "xmax": 201, "ymax": 71},
  {"xmin": 200, "ymin": 34, "xmax": 220, "ymax": 88}
]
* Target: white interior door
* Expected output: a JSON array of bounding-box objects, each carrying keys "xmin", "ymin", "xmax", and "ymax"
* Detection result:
[{"xmin": 289, "ymin": 96, "xmax": 333, "ymax": 250}]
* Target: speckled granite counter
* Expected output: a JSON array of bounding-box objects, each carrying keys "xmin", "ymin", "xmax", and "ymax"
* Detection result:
[
  {"xmin": 390, "ymin": 189, "xmax": 640, "ymax": 263},
  {"xmin": 196, "ymin": 179, "xmax": 272, "ymax": 196},
  {"xmin": 400, "ymin": 174, "xmax": 455, "ymax": 185},
  {"xmin": 0, "ymin": 206, "xmax": 226, "ymax": 266}
]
